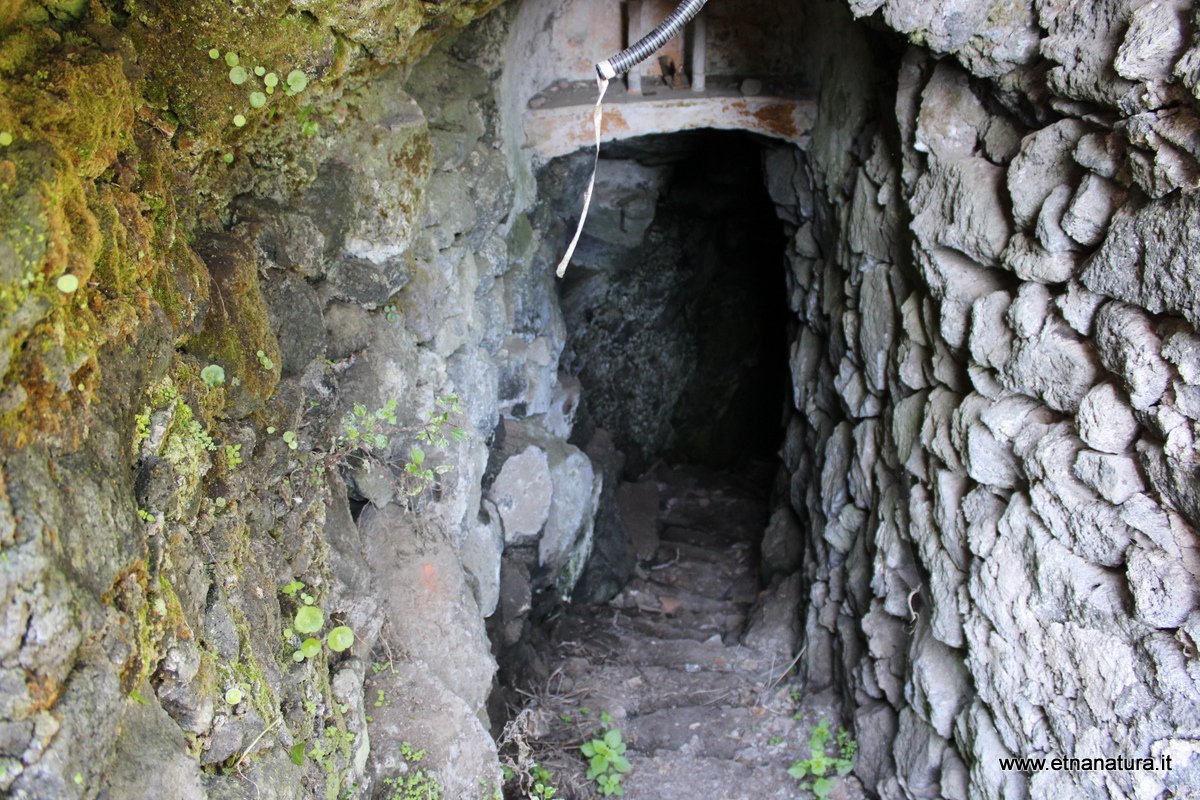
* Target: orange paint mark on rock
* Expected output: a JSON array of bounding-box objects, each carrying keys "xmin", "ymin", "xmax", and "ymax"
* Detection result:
[{"xmin": 420, "ymin": 562, "xmax": 440, "ymax": 594}]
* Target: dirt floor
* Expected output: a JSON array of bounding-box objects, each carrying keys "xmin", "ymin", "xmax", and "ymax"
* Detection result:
[{"xmin": 499, "ymin": 465, "xmax": 868, "ymax": 800}]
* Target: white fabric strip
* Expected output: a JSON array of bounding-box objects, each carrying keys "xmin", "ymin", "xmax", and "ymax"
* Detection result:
[{"xmin": 555, "ymin": 76, "xmax": 610, "ymax": 278}]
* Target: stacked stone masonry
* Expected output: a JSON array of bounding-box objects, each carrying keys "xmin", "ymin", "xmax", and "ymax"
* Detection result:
[{"xmin": 780, "ymin": 2, "xmax": 1200, "ymax": 799}]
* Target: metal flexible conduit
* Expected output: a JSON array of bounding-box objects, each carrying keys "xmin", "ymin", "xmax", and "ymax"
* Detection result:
[{"xmin": 596, "ymin": 0, "xmax": 708, "ymax": 80}]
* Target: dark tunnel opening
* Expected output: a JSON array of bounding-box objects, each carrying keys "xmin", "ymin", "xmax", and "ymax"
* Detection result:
[
  {"xmin": 488, "ymin": 132, "xmax": 800, "ymax": 737},
  {"xmin": 544, "ymin": 129, "xmax": 792, "ymax": 479}
]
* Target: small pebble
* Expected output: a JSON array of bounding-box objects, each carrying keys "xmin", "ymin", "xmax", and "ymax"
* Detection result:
[{"xmin": 740, "ymin": 78, "xmax": 763, "ymax": 96}]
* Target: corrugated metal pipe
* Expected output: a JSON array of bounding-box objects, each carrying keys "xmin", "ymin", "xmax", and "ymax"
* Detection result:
[{"xmin": 595, "ymin": 0, "xmax": 708, "ymax": 79}]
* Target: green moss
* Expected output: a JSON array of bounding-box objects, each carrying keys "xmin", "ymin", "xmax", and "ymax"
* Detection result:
[
  {"xmin": 0, "ymin": 0, "xmax": 28, "ymax": 32},
  {"xmin": 227, "ymin": 602, "xmax": 281, "ymax": 728},
  {"xmin": 181, "ymin": 233, "xmax": 280, "ymax": 419},
  {"xmin": 108, "ymin": 561, "xmax": 191, "ymax": 695},
  {"xmin": 128, "ymin": 572, "xmax": 191, "ymax": 690},
  {"xmin": 125, "ymin": 1, "xmax": 339, "ymax": 148},
  {"xmin": 556, "ymin": 525, "xmax": 594, "ymax": 599},
  {"xmin": 152, "ymin": 237, "xmax": 211, "ymax": 343},
  {"xmin": 0, "ymin": 32, "xmax": 159, "ymax": 440},
  {"xmin": 506, "ymin": 212, "xmax": 533, "ymax": 259},
  {"xmin": 146, "ymin": 375, "xmax": 178, "ymax": 408},
  {"xmin": 158, "ymin": 400, "xmax": 214, "ymax": 520}
]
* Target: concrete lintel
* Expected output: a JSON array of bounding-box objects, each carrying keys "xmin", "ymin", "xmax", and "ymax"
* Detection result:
[{"xmin": 524, "ymin": 95, "xmax": 816, "ymax": 161}]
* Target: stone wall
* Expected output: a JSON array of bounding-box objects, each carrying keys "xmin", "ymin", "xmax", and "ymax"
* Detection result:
[
  {"xmin": 4, "ymin": 0, "xmax": 1200, "ymax": 799},
  {"xmin": 0, "ymin": 4, "xmax": 606, "ymax": 798},
  {"xmin": 777, "ymin": 2, "xmax": 1200, "ymax": 799}
]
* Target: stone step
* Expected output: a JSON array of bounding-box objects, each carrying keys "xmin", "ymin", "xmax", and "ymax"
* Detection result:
[
  {"xmin": 659, "ymin": 523, "xmax": 756, "ymax": 549},
  {"xmin": 619, "ymin": 754, "xmax": 809, "ymax": 800},
  {"xmin": 604, "ymin": 608, "xmax": 733, "ymax": 644},
  {"xmin": 619, "ymin": 578, "xmax": 754, "ymax": 617},
  {"xmin": 621, "ymin": 637, "xmax": 771, "ymax": 675},
  {"xmin": 624, "ymin": 704, "xmax": 763, "ymax": 759},
  {"xmin": 638, "ymin": 569, "xmax": 759, "ymax": 606},
  {"xmin": 552, "ymin": 658, "xmax": 769, "ymax": 716},
  {"xmin": 642, "ymin": 546, "xmax": 756, "ymax": 598}
]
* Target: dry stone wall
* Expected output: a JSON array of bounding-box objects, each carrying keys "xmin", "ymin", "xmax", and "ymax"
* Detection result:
[{"xmin": 781, "ymin": 2, "xmax": 1200, "ymax": 800}]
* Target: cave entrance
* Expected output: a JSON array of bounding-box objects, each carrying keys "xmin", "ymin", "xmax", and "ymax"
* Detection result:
[
  {"xmin": 489, "ymin": 134, "xmax": 806, "ymax": 791},
  {"xmin": 492, "ymin": 129, "xmax": 808, "ymax": 800},
  {"xmin": 551, "ymin": 129, "xmax": 792, "ymax": 479}
]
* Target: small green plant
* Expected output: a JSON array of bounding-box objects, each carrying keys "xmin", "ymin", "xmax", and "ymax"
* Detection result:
[
  {"xmin": 416, "ymin": 395, "xmax": 469, "ymax": 449},
  {"xmin": 333, "ymin": 395, "xmax": 468, "ymax": 496},
  {"xmin": 768, "ymin": 735, "xmax": 784, "ymax": 746},
  {"xmin": 787, "ymin": 719, "xmax": 856, "ymax": 799},
  {"xmin": 134, "ymin": 408, "xmax": 151, "ymax": 446},
  {"xmin": 280, "ymin": 582, "xmax": 355, "ymax": 665},
  {"xmin": 581, "ymin": 728, "xmax": 631, "ymax": 796},
  {"xmin": 381, "ymin": 744, "xmax": 442, "ymax": 799},
  {"xmin": 327, "ymin": 626, "xmax": 355, "ymax": 652},
  {"xmin": 256, "ymin": 349, "xmax": 275, "ymax": 370},
  {"xmin": 224, "ymin": 443, "xmax": 243, "ymax": 470},
  {"xmin": 282, "ymin": 430, "xmax": 298, "ymax": 450},
  {"xmin": 294, "ymin": 606, "xmax": 323, "ymax": 634},
  {"xmin": 183, "ymin": 418, "xmax": 217, "ymax": 452},
  {"xmin": 343, "ymin": 399, "xmax": 398, "ymax": 451},
  {"xmin": 529, "ymin": 763, "xmax": 557, "ymax": 799},
  {"xmin": 200, "ymin": 365, "xmax": 226, "ymax": 389},
  {"xmin": 206, "ymin": 47, "xmax": 316, "ymax": 139}
]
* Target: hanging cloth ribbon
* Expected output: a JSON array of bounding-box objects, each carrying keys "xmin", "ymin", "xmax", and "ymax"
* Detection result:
[
  {"xmin": 554, "ymin": 76, "xmax": 609, "ymax": 278},
  {"xmin": 554, "ymin": 0, "xmax": 708, "ymax": 278}
]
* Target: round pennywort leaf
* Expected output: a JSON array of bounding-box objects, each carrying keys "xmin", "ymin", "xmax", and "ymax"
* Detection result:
[
  {"xmin": 200, "ymin": 364, "xmax": 225, "ymax": 387},
  {"xmin": 286, "ymin": 69, "xmax": 308, "ymax": 92},
  {"xmin": 293, "ymin": 605, "xmax": 323, "ymax": 634},
  {"xmin": 327, "ymin": 626, "xmax": 354, "ymax": 652},
  {"xmin": 300, "ymin": 637, "xmax": 322, "ymax": 658}
]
